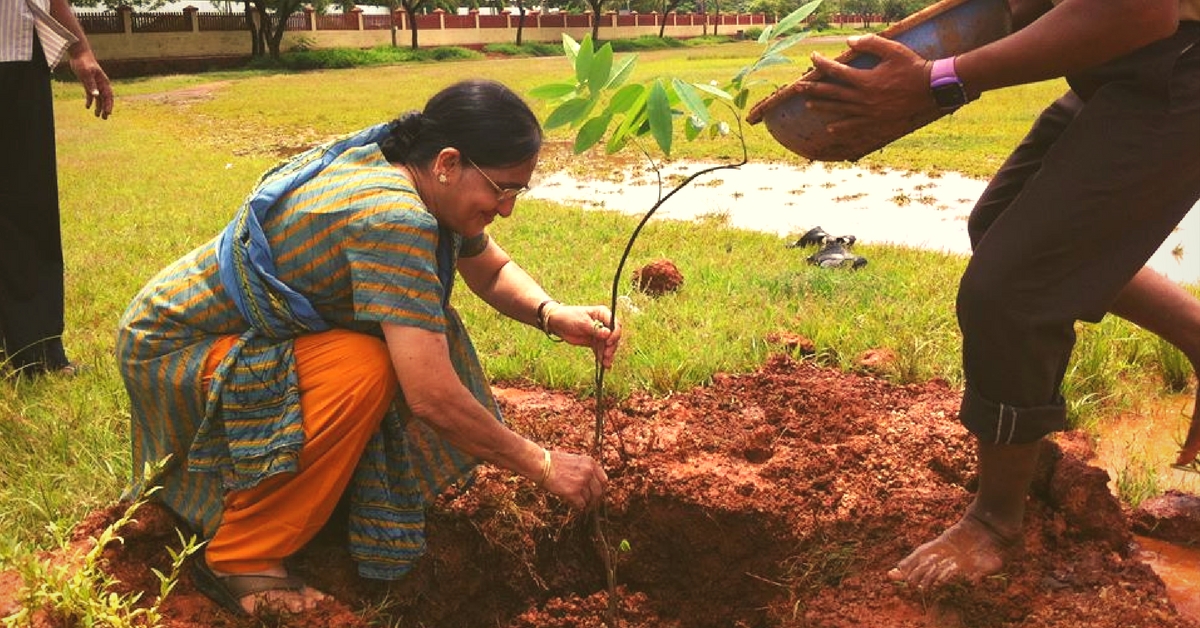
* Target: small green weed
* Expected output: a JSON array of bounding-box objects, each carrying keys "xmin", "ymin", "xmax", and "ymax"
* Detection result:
[
  {"xmin": 1115, "ymin": 454, "xmax": 1162, "ymax": 508},
  {"xmin": 2, "ymin": 463, "xmax": 203, "ymax": 628}
]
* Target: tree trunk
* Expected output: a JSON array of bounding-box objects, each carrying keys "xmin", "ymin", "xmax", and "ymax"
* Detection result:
[
  {"xmin": 410, "ymin": 20, "xmax": 420, "ymax": 48},
  {"xmin": 244, "ymin": 1, "xmax": 263, "ymax": 56},
  {"xmin": 516, "ymin": 5, "xmax": 525, "ymax": 45},
  {"xmin": 267, "ymin": 9, "xmax": 287, "ymax": 59}
]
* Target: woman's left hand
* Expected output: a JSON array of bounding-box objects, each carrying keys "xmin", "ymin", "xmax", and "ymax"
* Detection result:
[{"xmin": 545, "ymin": 304, "xmax": 622, "ymax": 368}]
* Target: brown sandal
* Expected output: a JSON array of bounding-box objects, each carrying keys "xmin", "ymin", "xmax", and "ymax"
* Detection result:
[{"xmin": 191, "ymin": 555, "xmax": 305, "ymax": 616}]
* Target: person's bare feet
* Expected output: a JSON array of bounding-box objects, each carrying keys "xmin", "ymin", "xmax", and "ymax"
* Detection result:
[
  {"xmin": 887, "ymin": 513, "xmax": 1016, "ymax": 588},
  {"xmin": 210, "ymin": 564, "xmax": 331, "ymax": 615},
  {"xmin": 239, "ymin": 583, "xmax": 330, "ymax": 615}
]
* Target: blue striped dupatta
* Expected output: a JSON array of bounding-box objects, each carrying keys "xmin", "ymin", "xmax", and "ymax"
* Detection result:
[{"xmin": 191, "ymin": 124, "xmax": 500, "ymax": 579}]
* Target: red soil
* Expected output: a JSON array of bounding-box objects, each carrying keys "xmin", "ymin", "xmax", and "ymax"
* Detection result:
[{"xmin": 2, "ymin": 354, "xmax": 1195, "ymax": 628}]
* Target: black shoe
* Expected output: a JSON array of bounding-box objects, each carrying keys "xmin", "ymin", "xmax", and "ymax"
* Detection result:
[
  {"xmin": 807, "ymin": 241, "xmax": 867, "ymax": 269},
  {"xmin": 832, "ymin": 234, "xmax": 856, "ymax": 247},
  {"xmin": 789, "ymin": 226, "xmax": 829, "ymax": 248}
]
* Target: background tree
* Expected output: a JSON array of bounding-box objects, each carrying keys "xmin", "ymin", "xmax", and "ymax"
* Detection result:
[
  {"xmin": 513, "ymin": 0, "xmax": 529, "ymax": 45},
  {"xmin": 579, "ymin": 0, "xmax": 610, "ymax": 42},
  {"xmin": 253, "ymin": 0, "xmax": 310, "ymax": 59},
  {"xmin": 656, "ymin": 0, "xmax": 685, "ymax": 37},
  {"xmin": 879, "ymin": 0, "xmax": 926, "ymax": 21},
  {"xmin": 841, "ymin": 0, "xmax": 877, "ymax": 23},
  {"xmin": 397, "ymin": 0, "xmax": 434, "ymax": 47}
]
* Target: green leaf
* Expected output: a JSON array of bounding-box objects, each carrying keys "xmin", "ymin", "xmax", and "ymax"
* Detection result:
[
  {"xmin": 605, "ymin": 83, "xmax": 645, "ymax": 116},
  {"xmin": 774, "ymin": 0, "xmax": 822, "ymax": 39},
  {"xmin": 749, "ymin": 53, "xmax": 795, "ymax": 76},
  {"xmin": 575, "ymin": 35, "xmax": 595, "ymax": 85},
  {"xmin": 574, "ymin": 113, "xmax": 612, "ymax": 154},
  {"xmin": 757, "ymin": 24, "xmax": 774, "ymax": 44},
  {"xmin": 608, "ymin": 88, "xmax": 649, "ymax": 153},
  {"xmin": 545, "ymin": 97, "xmax": 591, "ymax": 129},
  {"xmin": 692, "ymin": 82, "xmax": 734, "ymax": 101},
  {"xmin": 733, "ymin": 87, "xmax": 749, "ymax": 110},
  {"xmin": 605, "ymin": 54, "xmax": 638, "ymax": 90},
  {"xmin": 763, "ymin": 32, "xmax": 810, "ymax": 60},
  {"xmin": 671, "ymin": 78, "xmax": 711, "ymax": 126},
  {"xmin": 562, "ymin": 33, "xmax": 580, "ymax": 64},
  {"xmin": 529, "ymin": 82, "xmax": 578, "ymax": 101},
  {"xmin": 647, "ymin": 80, "xmax": 673, "ymax": 155},
  {"xmin": 684, "ymin": 114, "xmax": 704, "ymax": 140},
  {"xmin": 588, "ymin": 44, "xmax": 614, "ymax": 95}
]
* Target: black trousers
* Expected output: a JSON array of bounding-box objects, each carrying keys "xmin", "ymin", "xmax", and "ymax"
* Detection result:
[
  {"xmin": 956, "ymin": 22, "xmax": 1200, "ymax": 444},
  {"xmin": 0, "ymin": 37, "xmax": 69, "ymax": 372}
]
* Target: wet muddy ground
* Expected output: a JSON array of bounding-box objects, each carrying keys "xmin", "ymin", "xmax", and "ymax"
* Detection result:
[{"xmin": 2, "ymin": 354, "xmax": 1196, "ymax": 627}]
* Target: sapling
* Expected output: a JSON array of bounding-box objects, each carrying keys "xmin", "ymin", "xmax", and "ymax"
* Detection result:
[{"xmin": 531, "ymin": 6, "xmax": 823, "ymax": 625}]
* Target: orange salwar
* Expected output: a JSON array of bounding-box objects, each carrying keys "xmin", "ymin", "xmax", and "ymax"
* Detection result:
[{"xmin": 200, "ymin": 329, "xmax": 397, "ymax": 574}]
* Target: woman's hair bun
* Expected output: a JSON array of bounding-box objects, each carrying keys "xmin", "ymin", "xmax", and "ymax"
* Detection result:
[{"xmin": 382, "ymin": 111, "xmax": 427, "ymax": 160}]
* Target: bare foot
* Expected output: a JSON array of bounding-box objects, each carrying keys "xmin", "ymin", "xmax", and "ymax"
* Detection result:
[
  {"xmin": 887, "ymin": 514, "xmax": 1015, "ymax": 588},
  {"xmin": 210, "ymin": 564, "xmax": 331, "ymax": 615},
  {"xmin": 240, "ymin": 584, "xmax": 330, "ymax": 615}
]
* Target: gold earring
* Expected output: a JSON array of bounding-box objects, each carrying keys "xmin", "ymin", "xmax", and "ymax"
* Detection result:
[{"xmin": 438, "ymin": 173, "xmax": 448, "ymax": 184}]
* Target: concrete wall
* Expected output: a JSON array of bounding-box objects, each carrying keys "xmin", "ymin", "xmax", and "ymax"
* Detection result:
[{"xmin": 82, "ymin": 7, "xmax": 769, "ymax": 62}]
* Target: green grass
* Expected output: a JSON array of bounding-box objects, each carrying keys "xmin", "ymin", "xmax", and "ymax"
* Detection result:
[{"xmin": 0, "ymin": 39, "xmax": 1193, "ymax": 570}]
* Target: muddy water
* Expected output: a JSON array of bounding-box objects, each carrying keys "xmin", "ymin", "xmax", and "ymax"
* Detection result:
[
  {"xmin": 1134, "ymin": 535, "xmax": 1200, "ymax": 622},
  {"xmin": 1094, "ymin": 393, "xmax": 1200, "ymax": 623},
  {"xmin": 527, "ymin": 161, "xmax": 1200, "ymax": 285},
  {"xmin": 1095, "ymin": 393, "xmax": 1200, "ymax": 497}
]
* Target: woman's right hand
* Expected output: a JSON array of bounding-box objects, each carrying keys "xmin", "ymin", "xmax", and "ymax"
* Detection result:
[{"xmin": 541, "ymin": 450, "xmax": 608, "ymax": 510}]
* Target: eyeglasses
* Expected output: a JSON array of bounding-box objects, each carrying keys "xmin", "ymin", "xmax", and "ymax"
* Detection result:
[{"xmin": 468, "ymin": 160, "xmax": 530, "ymax": 202}]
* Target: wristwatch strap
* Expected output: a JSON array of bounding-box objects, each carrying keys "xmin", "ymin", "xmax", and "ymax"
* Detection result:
[{"xmin": 930, "ymin": 57, "xmax": 960, "ymax": 89}]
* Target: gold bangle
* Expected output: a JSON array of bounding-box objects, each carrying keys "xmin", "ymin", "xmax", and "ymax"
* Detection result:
[
  {"xmin": 535, "ymin": 299, "xmax": 558, "ymax": 332},
  {"xmin": 542, "ymin": 303, "xmax": 564, "ymax": 342},
  {"xmin": 537, "ymin": 448, "xmax": 553, "ymax": 486}
]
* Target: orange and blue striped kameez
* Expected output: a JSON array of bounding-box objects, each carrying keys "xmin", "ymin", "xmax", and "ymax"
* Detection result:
[{"xmin": 117, "ymin": 133, "xmax": 503, "ymax": 580}]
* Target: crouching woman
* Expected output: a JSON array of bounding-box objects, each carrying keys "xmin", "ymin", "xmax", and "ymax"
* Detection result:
[{"xmin": 116, "ymin": 79, "xmax": 620, "ymax": 616}]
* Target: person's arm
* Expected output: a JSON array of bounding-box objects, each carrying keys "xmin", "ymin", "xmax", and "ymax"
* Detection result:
[
  {"xmin": 958, "ymin": 0, "xmax": 1178, "ymax": 94},
  {"xmin": 48, "ymin": 0, "xmax": 113, "ymax": 118},
  {"xmin": 1008, "ymin": 0, "xmax": 1053, "ymax": 31},
  {"xmin": 797, "ymin": 0, "xmax": 1178, "ymax": 130},
  {"xmin": 380, "ymin": 322, "xmax": 607, "ymax": 510},
  {"xmin": 457, "ymin": 237, "xmax": 622, "ymax": 368}
]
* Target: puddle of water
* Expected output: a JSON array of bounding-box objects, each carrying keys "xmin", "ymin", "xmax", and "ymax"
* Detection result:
[
  {"xmin": 527, "ymin": 161, "xmax": 1200, "ymax": 285},
  {"xmin": 1134, "ymin": 535, "xmax": 1200, "ymax": 623},
  {"xmin": 1093, "ymin": 394, "xmax": 1200, "ymax": 623},
  {"xmin": 1095, "ymin": 393, "xmax": 1200, "ymax": 497}
]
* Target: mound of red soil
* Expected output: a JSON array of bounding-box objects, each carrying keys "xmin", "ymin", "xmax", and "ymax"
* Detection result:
[
  {"xmin": 632, "ymin": 259, "xmax": 684, "ymax": 297},
  {"xmin": 4, "ymin": 355, "xmax": 1194, "ymax": 628}
]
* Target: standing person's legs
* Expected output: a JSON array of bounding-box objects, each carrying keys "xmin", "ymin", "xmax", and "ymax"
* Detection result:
[
  {"xmin": 196, "ymin": 329, "xmax": 397, "ymax": 615},
  {"xmin": 893, "ymin": 54, "xmax": 1200, "ymax": 586},
  {"xmin": 0, "ymin": 39, "xmax": 71, "ymax": 375}
]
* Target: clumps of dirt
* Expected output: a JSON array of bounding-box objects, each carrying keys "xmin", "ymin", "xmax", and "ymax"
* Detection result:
[
  {"xmin": 765, "ymin": 331, "xmax": 816, "ymax": 356},
  {"xmin": 1132, "ymin": 491, "xmax": 1200, "ymax": 545},
  {"xmin": 631, "ymin": 259, "xmax": 684, "ymax": 296},
  {"xmin": 857, "ymin": 347, "xmax": 898, "ymax": 375},
  {"xmin": 2, "ymin": 354, "xmax": 1195, "ymax": 628}
]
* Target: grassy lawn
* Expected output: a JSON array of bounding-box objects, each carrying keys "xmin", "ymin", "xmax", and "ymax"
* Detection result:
[{"xmin": 1, "ymin": 39, "xmax": 1193, "ymax": 567}]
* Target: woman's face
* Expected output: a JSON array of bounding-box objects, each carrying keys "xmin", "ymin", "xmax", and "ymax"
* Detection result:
[{"xmin": 436, "ymin": 153, "xmax": 539, "ymax": 238}]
